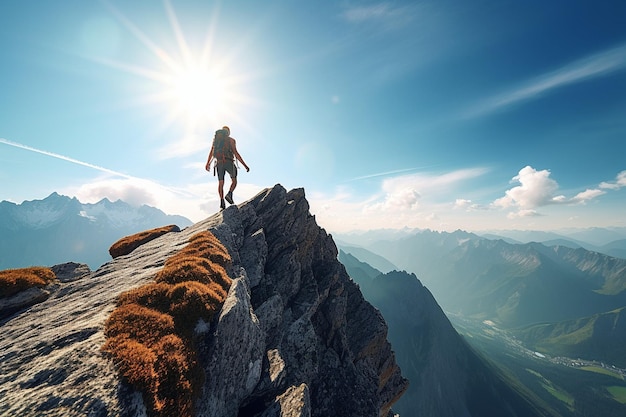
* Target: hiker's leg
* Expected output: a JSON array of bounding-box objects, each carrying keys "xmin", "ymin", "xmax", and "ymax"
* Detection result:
[
  {"xmin": 218, "ymin": 180, "xmax": 225, "ymax": 199},
  {"xmin": 228, "ymin": 163, "xmax": 238, "ymax": 193},
  {"xmin": 217, "ymin": 163, "xmax": 227, "ymax": 198},
  {"xmin": 216, "ymin": 164, "xmax": 227, "ymax": 209}
]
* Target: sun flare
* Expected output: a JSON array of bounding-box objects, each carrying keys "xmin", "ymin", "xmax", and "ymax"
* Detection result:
[
  {"xmin": 171, "ymin": 67, "xmax": 226, "ymax": 118},
  {"xmin": 98, "ymin": 1, "xmax": 257, "ymax": 156}
]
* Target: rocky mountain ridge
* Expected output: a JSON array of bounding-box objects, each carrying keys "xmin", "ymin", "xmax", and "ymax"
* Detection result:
[{"xmin": 0, "ymin": 185, "xmax": 407, "ymax": 417}]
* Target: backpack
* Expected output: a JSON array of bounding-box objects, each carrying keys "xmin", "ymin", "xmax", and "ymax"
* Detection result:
[{"xmin": 213, "ymin": 129, "xmax": 234, "ymax": 165}]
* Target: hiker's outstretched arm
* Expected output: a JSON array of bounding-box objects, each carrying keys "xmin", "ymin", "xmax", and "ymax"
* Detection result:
[
  {"xmin": 205, "ymin": 147, "xmax": 214, "ymax": 171},
  {"xmin": 231, "ymin": 139, "xmax": 250, "ymax": 172}
]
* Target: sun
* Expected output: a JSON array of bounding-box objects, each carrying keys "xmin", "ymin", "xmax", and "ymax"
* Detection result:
[
  {"xmin": 98, "ymin": 1, "xmax": 257, "ymax": 155},
  {"xmin": 171, "ymin": 67, "xmax": 227, "ymax": 119},
  {"xmin": 161, "ymin": 60, "xmax": 245, "ymax": 145}
]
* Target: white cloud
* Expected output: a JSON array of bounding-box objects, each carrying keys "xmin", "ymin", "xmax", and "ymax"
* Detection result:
[
  {"xmin": 73, "ymin": 178, "xmax": 159, "ymax": 207},
  {"xmin": 455, "ymin": 198, "xmax": 473, "ymax": 209},
  {"xmin": 600, "ymin": 170, "xmax": 626, "ymax": 190},
  {"xmin": 360, "ymin": 167, "xmax": 488, "ymax": 214},
  {"xmin": 571, "ymin": 188, "xmax": 606, "ymax": 204},
  {"xmin": 493, "ymin": 166, "xmax": 561, "ymax": 210},
  {"xmin": 493, "ymin": 166, "xmax": 616, "ymax": 218},
  {"xmin": 367, "ymin": 187, "xmax": 421, "ymax": 212},
  {"xmin": 454, "ymin": 198, "xmax": 486, "ymax": 211},
  {"xmin": 507, "ymin": 209, "xmax": 541, "ymax": 219},
  {"xmin": 308, "ymin": 167, "xmax": 490, "ymax": 232}
]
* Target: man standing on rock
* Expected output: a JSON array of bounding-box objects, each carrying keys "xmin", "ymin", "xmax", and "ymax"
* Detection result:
[{"xmin": 205, "ymin": 126, "xmax": 250, "ymax": 210}]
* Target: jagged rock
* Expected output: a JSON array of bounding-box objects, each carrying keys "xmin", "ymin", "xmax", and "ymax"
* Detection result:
[
  {"xmin": 198, "ymin": 185, "xmax": 408, "ymax": 417},
  {"xmin": 195, "ymin": 271, "xmax": 265, "ymax": 417},
  {"xmin": 0, "ymin": 263, "xmax": 91, "ymax": 320},
  {"xmin": 0, "ymin": 285, "xmax": 55, "ymax": 320},
  {"xmin": 259, "ymin": 383, "xmax": 311, "ymax": 417},
  {"xmin": 0, "ymin": 184, "xmax": 407, "ymax": 416},
  {"xmin": 51, "ymin": 262, "xmax": 91, "ymax": 283}
]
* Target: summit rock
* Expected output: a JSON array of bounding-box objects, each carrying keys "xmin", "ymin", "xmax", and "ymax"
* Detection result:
[{"xmin": 0, "ymin": 184, "xmax": 407, "ymax": 417}]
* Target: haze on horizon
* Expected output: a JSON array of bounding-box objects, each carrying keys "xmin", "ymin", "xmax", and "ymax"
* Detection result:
[{"xmin": 1, "ymin": 1, "xmax": 625, "ymax": 234}]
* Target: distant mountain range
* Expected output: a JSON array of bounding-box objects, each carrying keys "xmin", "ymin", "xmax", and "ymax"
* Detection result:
[
  {"xmin": 340, "ymin": 248, "xmax": 626, "ymax": 416},
  {"xmin": 338, "ymin": 229, "xmax": 626, "ymax": 372},
  {"xmin": 336, "ymin": 227, "xmax": 626, "ymax": 259},
  {"xmin": 339, "ymin": 251, "xmax": 555, "ymax": 417},
  {"xmin": 0, "ymin": 193, "xmax": 192, "ymax": 270},
  {"xmin": 480, "ymin": 230, "xmax": 626, "ymax": 259},
  {"xmin": 347, "ymin": 230, "xmax": 626, "ymax": 327},
  {"xmin": 480, "ymin": 227, "xmax": 626, "ymax": 248}
]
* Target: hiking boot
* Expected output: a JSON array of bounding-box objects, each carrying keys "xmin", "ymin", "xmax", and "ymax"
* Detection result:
[
  {"xmin": 220, "ymin": 199, "xmax": 226, "ymax": 210},
  {"xmin": 225, "ymin": 191, "xmax": 234, "ymax": 205}
]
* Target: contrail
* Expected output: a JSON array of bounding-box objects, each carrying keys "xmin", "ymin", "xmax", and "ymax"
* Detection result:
[
  {"xmin": 344, "ymin": 166, "xmax": 435, "ymax": 182},
  {"xmin": 0, "ymin": 137, "xmax": 194, "ymax": 197},
  {"xmin": 0, "ymin": 137, "xmax": 133, "ymax": 179}
]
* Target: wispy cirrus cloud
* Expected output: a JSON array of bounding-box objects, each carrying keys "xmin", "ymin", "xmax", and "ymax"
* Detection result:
[
  {"xmin": 340, "ymin": 2, "xmax": 420, "ymax": 37},
  {"xmin": 310, "ymin": 167, "xmax": 490, "ymax": 229},
  {"xmin": 464, "ymin": 43, "xmax": 626, "ymax": 118},
  {"xmin": 358, "ymin": 167, "xmax": 490, "ymax": 213},
  {"xmin": 341, "ymin": 3, "xmax": 405, "ymax": 24}
]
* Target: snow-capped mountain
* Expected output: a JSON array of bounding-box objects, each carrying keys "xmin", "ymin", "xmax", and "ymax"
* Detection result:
[{"xmin": 0, "ymin": 193, "xmax": 193, "ymax": 270}]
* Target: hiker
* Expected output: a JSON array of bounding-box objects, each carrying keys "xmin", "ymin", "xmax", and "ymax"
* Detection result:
[{"xmin": 205, "ymin": 126, "xmax": 250, "ymax": 210}]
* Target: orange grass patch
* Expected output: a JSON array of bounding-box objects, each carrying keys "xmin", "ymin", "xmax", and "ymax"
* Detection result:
[
  {"xmin": 103, "ymin": 337, "xmax": 158, "ymax": 402},
  {"xmin": 156, "ymin": 256, "xmax": 231, "ymax": 292},
  {"xmin": 102, "ymin": 230, "xmax": 232, "ymax": 417},
  {"xmin": 104, "ymin": 303, "xmax": 176, "ymax": 347},
  {"xmin": 117, "ymin": 283, "xmax": 172, "ymax": 313},
  {"xmin": 0, "ymin": 267, "xmax": 56, "ymax": 298},
  {"xmin": 183, "ymin": 231, "xmax": 231, "ymax": 265},
  {"xmin": 153, "ymin": 334, "xmax": 201, "ymax": 416},
  {"xmin": 109, "ymin": 225, "xmax": 180, "ymax": 259},
  {"xmin": 167, "ymin": 281, "xmax": 225, "ymax": 337}
]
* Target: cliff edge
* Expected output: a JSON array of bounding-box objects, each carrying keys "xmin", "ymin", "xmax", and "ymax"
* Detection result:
[{"xmin": 0, "ymin": 184, "xmax": 407, "ymax": 417}]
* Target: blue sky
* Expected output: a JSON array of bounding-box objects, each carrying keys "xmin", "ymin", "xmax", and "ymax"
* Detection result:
[{"xmin": 1, "ymin": 0, "xmax": 625, "ymax": 233}]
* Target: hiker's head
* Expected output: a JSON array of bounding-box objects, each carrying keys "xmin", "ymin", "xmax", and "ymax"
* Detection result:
[{"xmin": 222, "ymin": 126, "xmax": 230, "ymax": 136}]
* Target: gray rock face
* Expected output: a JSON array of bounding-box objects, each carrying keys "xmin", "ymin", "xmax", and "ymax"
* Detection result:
[
  {"xmin": 51, "ymin": 262, "xmax": 92, "ymax": 283},
  {"xmin": 0, "ymin": 184, "xmax": 407, "ymax": 416},
  {"xmin": 0, "ymin": 262, "xmax": 91, "ymax": 320}
]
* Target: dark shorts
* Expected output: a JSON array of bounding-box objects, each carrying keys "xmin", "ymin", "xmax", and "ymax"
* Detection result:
[{"xmin": 217, "ymin": 160, "xmax": 237, "ymax": 181}]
